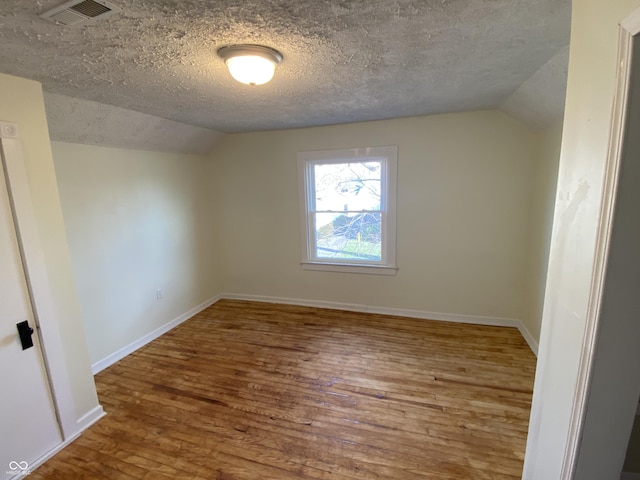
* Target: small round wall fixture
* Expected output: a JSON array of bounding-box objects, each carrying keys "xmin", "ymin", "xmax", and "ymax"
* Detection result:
[{"xmin": 217, "ymin": 44, "xmax": 283, "ymax": 86}]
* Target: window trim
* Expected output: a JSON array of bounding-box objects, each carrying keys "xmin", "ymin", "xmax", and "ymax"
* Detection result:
[{"xmin": 297, "ymin": 146, "xmax": 398, "ymax": 275}]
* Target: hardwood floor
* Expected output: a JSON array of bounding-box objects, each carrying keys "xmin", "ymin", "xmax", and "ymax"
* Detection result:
[{"xmin": 32, "ymin": 300, "xmax": 536, "ymax": 479}]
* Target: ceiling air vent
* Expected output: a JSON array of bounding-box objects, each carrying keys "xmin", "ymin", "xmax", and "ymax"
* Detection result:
[{"xmin": 40, "ymin": 0, "xmax": 120, "ymax": 26}]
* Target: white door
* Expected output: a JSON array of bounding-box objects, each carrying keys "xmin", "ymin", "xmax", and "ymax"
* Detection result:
[{"xmin": 0, "ymin": 146, "xmax": 62, "ymax": 478}]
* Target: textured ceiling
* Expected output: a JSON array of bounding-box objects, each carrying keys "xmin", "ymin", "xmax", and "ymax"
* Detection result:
[
  {"xmin": 501, "ymin": 46, "xmax": 570, "ymax": 129},
  {"xmin": 43, "ymin": 91, "xmax": 225, "ymax": 153},
  {"xmin": 0, "ymin": 0, "xmax": 570, "ymax": 133}
]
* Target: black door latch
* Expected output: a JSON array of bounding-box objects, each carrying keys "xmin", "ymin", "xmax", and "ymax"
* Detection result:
[{"xmin": 16, "ymin": 320, "xmax": 34, "ymax": 350}]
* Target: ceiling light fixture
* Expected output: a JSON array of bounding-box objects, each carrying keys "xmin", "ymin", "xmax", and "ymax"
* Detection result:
[{"xmin": 218, "ymin": 45, "xmax": 283, "ymax": 86}]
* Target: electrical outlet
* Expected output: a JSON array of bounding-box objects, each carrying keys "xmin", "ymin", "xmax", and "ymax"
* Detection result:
[{"xmin": 156, "ymin": 288, "xmax": 164, "ymax": 300}]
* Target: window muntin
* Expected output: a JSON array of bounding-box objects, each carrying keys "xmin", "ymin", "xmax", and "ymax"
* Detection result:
[{"xmin": 298, "ymin": 146, "xmax": 397, "ymax": 274}]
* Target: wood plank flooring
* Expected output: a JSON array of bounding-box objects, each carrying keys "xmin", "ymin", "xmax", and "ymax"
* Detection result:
[{"xmin": 32, "ymin": 300, "xmax": 537, "ymax": 479}]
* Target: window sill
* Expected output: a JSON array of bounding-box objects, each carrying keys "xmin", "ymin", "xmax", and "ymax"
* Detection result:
[{"xmin": 301, "ymin": 262, "xmax": 398, "ymax": 276}]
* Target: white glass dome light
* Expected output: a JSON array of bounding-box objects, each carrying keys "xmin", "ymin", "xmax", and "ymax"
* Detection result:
[{"xmin": 218, "ymin": 45, "xmax": 283, "ymax": 86}]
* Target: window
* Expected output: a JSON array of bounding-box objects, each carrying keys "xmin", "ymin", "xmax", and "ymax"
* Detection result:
[{"xmin": 298, "ymin": 146, "xmax": 397, "ymax": 275}]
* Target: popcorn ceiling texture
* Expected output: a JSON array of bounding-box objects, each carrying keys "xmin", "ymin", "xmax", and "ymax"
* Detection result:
[
  {"xmin": 0, "ymin": 0, "xmax": 570, "ymax": 133},
  {"xmin": 44, "ymin": 91, "xmax": 225, "ymax": 153},
  {"xmin": 500, "ymin": 46, "xmax": 570, "ymax": 130}
]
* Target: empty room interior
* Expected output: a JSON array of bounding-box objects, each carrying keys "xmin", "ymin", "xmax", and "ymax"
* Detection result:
[{"xmin": 3, "ymin": 0, "xmax": 640, "ymax": 479}]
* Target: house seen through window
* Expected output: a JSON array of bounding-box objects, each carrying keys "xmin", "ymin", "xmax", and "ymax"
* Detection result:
[{"xmin": 298, "ymin": 146, "xmax": 397, "ymax": 275}]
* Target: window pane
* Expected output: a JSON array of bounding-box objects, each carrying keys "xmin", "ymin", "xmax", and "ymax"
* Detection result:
[
  {"xmin": 314, "ymin": 161, "xmax": 381, "ymax": 212},
  {"xmin": 315, "ymin": 212, "xmax": 381, "ymax": 261}
]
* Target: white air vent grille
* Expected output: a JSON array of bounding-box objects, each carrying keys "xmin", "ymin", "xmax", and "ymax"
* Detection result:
[{"xmin": 40, "ymin": 0, "xmax": 120, "ymax": 26}]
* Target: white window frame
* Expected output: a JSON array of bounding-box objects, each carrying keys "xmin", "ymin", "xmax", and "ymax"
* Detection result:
[{"xmin": 297, "ymin": 145, "xmax": 398, "ymax": 275}]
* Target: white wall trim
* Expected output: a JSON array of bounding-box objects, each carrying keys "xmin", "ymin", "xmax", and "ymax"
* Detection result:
[
  {"xmin": 559, "ymin": 16, "xmax": 638, "ymax": 479},
  {"xmin": 297, "ymin": 145, "xmax": 398, "ymax": 272},
  {"xmin": 7, "ymin": 404, "xmax": 102, "ymax": 480},
  {"xmin": 0, "ymin": 122, "xmax": 83, "ymax": 440},
  {"xmin": 517, "ymin": 321, "xmax": 539, "ymax": 356},
  {"xmin": 301, "ymin": 262, "xmax": 398, "ymax": 275},
  {"xmin": 221, "ymin": 292, "xmax": 539, "ymax": 355},
  {"xmin": 621, "ymin": 6, "xmax": 640, "ymax": 33},
  {"xmin": 90, "ymin": 291, "xmax": 539, "ymax": 379},
  {"xmin": 9, "ymin": 437, "xmax": 79, "ymax": 479},
  {"xmin": 91, "ymin": 295, "xmax": 221, "ymax": 374},
  {"xmin": 11, "ymin": 382, "xmax": 105, "ymax": 477},
  {"xmin": 75, "ymin": 405, "xmax": 105, "ymax": 431}
]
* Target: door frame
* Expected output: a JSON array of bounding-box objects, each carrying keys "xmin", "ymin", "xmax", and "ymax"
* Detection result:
[
  {"xmin": 560, "ymin": 8, "xmax": 640, "ymax": 477},
  {"xmin": 0, "ymin": 121, "xmax": 79, "ymax": 441}
]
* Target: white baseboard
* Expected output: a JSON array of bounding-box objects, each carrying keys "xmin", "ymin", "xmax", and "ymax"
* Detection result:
[
  {"xmin": 221, "ymin": 293, "xmax": 539, "ymax": 356},
  {"xmin": 17, "ymin": 437, "xmax": 78, "ymax": 479},
  {"xmin": 91, "ymin": 291, "xmax": 538, "ymax": 377},
  {"xmin": 517, "ymin": 322, "xmax": 539, "ymax": 356},
  {"xmin": 16, "ymin": 405, "xmax": 106, "ymax": 478},
  {"xmin": 91, "ymin": 294, "xmax": 221, "ymax": 374},
  {"xmin": 75, "ymin": 404, "xmax": 106, "ymax": 432},
  {"xmin": 37, "ymin": 291, "xmax": 536, "ymax": 479},
  {"xmin": 20, "ymin": 420, "xmax": 93, "ymax": 480}
]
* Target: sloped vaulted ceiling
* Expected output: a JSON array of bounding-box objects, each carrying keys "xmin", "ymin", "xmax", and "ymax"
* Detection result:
[{"xmin": 0, "ymin": 0, "xmax": 570, "ymax": 135}]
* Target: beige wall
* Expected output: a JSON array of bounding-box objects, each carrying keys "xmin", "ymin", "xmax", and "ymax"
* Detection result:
[
  {"xmin": 211, "ymin": 110, "xmax": 540, "ymax": 322},
  {"xmin": 523, "ymin": 0, "xmax": 640, "ymax": 478},
  {"xmin": 52, "ymin": 142, "xmax": 222, "ymax": 365},
  {"xmin": 50, "ymin": 108, "xmax": 562, "ymax": 382},
  {"xmin": 522, "ymin": 123, "xmax": 562, "ymax": 345},
  {"xmin": 0, "ymin": 73, "xmax": 99, "ymax": 422}
]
